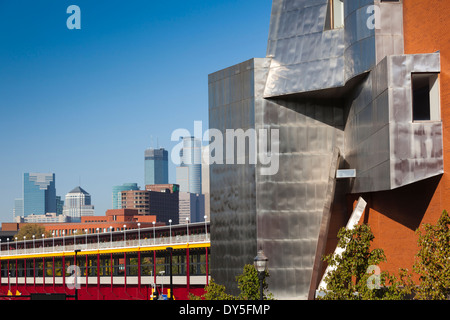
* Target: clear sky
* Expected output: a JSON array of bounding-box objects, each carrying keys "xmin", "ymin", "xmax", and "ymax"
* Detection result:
[{"xmin": 0, "ymin": 0, "xmax": 272, "ymax": 223}]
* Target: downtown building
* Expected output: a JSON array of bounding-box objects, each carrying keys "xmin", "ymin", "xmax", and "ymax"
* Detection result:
[
  {"xmin": 21, "ymin": 173, "xmax": 57, "ymax": 217},
  {"xmin": 112, "ymin": 183, "xmax": 140, "ymax": 209},
  {"xmin": 62, "ymin": 186, "xmax": 95, "ymax": 222},
  {"xmin": 144, "ymin": 148, "xmax": 169, "ymax": 186},
  {"xmin": 208, "ymin": 0, "xmax": 449, "ymax": 299},
  {"xmin": 120, "ymin": 184, "xmax": 179, "ymax": 225},
  {"xmin": 176, "ymin": 136, "xmax": 202, "ymax": 194}
]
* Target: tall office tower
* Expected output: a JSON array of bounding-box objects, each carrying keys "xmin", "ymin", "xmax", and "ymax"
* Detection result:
[
  {"xmin": 144, "ymin": 148, "xmax": 169, "ymax": 186},
  {"xmin": 13, "ymin": 198, "xmax": 24, "ymax": 218},
  {"xmin": 201, "ymin": 145, "xmax": 210, "ymax": 221},
  {"xmin": 23, "ymin": 173, "xmax": 56, "ymax": 216},
  {"xmin": 209, "ymin": 0, "xmax": 444, "ymax": 300},
  {"xmin": 176, "ymin": 137, "xmax": 202, "ymax": 194},
  {"xmin": 62, "ymin": 186, "xmax": 95, "ymax": 222},
  {"xmin": 112, "ymin": 183, "xmax": 139, "ymax": 209}
]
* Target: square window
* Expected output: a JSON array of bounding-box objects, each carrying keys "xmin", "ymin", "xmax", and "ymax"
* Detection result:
[{"xmin": 412, "ymin": 73, "xmax": 440, "ymax": 121}]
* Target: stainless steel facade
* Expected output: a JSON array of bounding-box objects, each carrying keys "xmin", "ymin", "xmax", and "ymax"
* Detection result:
[{"xmin": 209, "ymin": 0, "xmax": 443, "ymax": 299}]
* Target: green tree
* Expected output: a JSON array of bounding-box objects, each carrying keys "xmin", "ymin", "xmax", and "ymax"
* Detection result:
[
  {"xmin": 189, "ymin": 279, "xmax": 235, "ymax": 300},
  {"xmin": 413, "ymin": 210, "xmax": 450, "ymax": 300},
  {"xmin": 319, "ymin": 224, "xmax": 412, "ymax": 300},
  {"xmin": 190, "ymin": 264, "xmax": 273, "ymax": 300},
  {"xmin": 236, "ymin": 264, "xmax": 273, "ymax": 300},
  {"xmin": 15, "ymin": 224, "xmax": 52, "ymax": 240}
]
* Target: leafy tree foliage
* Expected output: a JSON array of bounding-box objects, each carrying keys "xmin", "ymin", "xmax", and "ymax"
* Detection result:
[
  {"xmin": 14, "ymin": 224, "xmax": 52, "ymax": 240},
  {"xmin": 189, "ymin": 279, "xmax": 235, "ymax": 300},
  {"xmin": 319, "ymin": 224, "xmax": 412, "ymax": 300},
  {"xmin": 413, "ymin": 210, "xmax": 450, "ymax": 300},
  {"xmin": 190, "ymin": 264, "xmax": 273, "ymax": 300},
  {"xmin": 236, "ymin": 264, "xmax": 273, "ymax": 300}
]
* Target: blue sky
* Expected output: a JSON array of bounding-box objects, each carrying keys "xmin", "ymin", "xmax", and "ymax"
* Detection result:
[{"xmin": 0, "ymin": 0, "xmax": 272, "ymax": 223}]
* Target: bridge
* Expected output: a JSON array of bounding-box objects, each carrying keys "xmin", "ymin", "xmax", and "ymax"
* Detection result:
[{"xmin": 0, "ymin": 222, "xmax": 210, "ymax": 300}]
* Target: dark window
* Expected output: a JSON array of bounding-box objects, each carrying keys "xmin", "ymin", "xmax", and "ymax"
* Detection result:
[{"xmin": 412, "ymin": 73, "xmax": 440, "ymax": 121}]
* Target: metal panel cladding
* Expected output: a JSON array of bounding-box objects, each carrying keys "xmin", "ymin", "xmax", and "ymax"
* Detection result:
[{"xmin": 208, "ymin": 59, "xmax": 262, "ymax": 296}]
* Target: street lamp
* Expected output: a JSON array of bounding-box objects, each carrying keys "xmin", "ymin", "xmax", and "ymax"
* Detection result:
[
  {"xmin": 254, "ymin": 250, "xmax": 269, "ymax": 301},
  {"xmin": 32, "ymin": 235, "xmax": 35, "ymax": 254},
  {"xmin": 186, "ymin": 217, "xmax": 190, "ymax": 243},
  {"xmin": 137, "ymin": 223, "xmax": 141, "ymax": 247},
  {"xmin": 42, "ymin": 234, "xmax": 45, "ymax": 253},
  {"xmin": 123, "ymin": 224, "xmax": 127, "ymax": 246},
  {"xmin": 84, "ymin": 229, "xmax": 88, "ymax": 250},
  {"xmin": 152, "ymin": 221, "xmax": 156, "ymax": 245},
  {"xmin": 23, "ymin": 236, "xmax": 26, "ymax": 254},
  {"xmin": 73, "ymin": 230, "xmax": 77, "ymax": 250},
  {"xmin": 110, "ymin": 226, "xmax": 113, "ymax": 248},
  {"xmin": 169, "ymin": 219, "xmax": 172, "ymax": 243},
  {"xmin": 96, "ymin": 228, "xmax": 99, "ymax": 249},
  {"xmin": 204, "ymin": 215, "xmax": 208, "ymax": 241}
]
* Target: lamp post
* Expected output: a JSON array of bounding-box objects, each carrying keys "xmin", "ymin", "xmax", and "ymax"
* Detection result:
[
  {"xmin": 152, "ymin": 221, "xmax": 156, "ymax": 245},
  {"xmin": 204, "ymin": 215, "xmax": 208, "ymax": 241},
  {"xmin": 42, "ymin": 234, "xmax": 45, "ymax": 253},
  {"xmin": 137, "ymin": 223, "xmax": 141, "ymax": 247},
  {"xmin": 169, "ymin": 219, "xmax": 172, "ymax": 243},
  {"xmin": 254, "ymin": 250, "xmax": 269, "ymax": 301},
  {"xmin": 123, "ymin": 224, "xmax": 127, "ymax": 246},
  {"xmin": 32, "ymin": 235, "xmax": 35, "ymax": 254},
  {"xmin": 96, "ymin": 228, "xmax": 99, "ymax": 249},
  {"xmin": 62, "ymin": 230, "xmax": 65, "ymax": 252},
  {"xmin": 110, "ymin": 226, "xmax": 113, "ymax": 248},
  {"xmin": 73, "ymin": 230, "xmax": 77, "ymax": 251},
  {"xmin": 85, "ymin": 229, "xmax": 88, "ymax": 250},
  {"xmin": 23, "ymin": 236, "xmax": 26, "ymax": 254},
  {"xmin": 185, "ymin": 217, "xmax": 190, "ymax": 243}
]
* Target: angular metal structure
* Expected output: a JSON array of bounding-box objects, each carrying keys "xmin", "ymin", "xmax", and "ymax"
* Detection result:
[{"xmin": 209, "ymin": 0, "xmax": 443, "ymax": 299}]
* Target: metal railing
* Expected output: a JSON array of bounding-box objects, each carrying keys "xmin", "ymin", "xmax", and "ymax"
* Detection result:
[{"xmin": 0, "ymin": 233, "xmax": 209, "ymax": 257}]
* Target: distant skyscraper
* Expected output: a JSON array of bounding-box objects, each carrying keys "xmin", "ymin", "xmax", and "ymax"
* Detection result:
[
  {"xmin": 176, "ymin": 137, "xmax": 202, "ymax": 194},
  {"xmin": 56, "ymin": 196, "xmax": 64, "ymax": 215},
  {"xmin": 144, "ymin": 148, "xmax": 169, "ymax": 186},
  {"xmin": 202, "ymin": 145, "xmax": 210, "ymax": 221},
  {"xmin": 23, "ymin": 173, "xmax": 56, "ymax": 216},
  {"xmin": 112, "ymin": 183, "xmax": 139, "ymax": 209},
  {"xmin": 14, "ymin": 198, "xmax": 24, "ymax": 218},
  {"xmin": 62, "ymin": 186, "xmax": 95, "ymax": 222}
]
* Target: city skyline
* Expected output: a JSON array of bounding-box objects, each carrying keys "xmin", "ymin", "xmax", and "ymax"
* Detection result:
[{"xmin": 0, "ymin": 0, "xmax": 272, "ymax": 223}]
